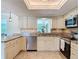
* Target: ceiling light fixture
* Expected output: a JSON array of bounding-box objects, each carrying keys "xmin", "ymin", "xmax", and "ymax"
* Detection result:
[{"xmin": 9, "ymin": 11, "xmax": 12, "ymax": 22}]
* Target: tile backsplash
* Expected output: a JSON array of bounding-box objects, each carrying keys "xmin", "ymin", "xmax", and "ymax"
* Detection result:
[{"xmin": 68, "ymin": 28, "xmax": 78, "ymax": 33}]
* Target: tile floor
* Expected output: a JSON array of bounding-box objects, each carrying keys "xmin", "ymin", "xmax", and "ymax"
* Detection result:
[{"xmin": 14, "ymin": 51, "xmax": 67, "ymax": 59}]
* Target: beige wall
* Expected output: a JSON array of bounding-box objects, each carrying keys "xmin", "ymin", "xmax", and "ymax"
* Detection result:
[{"xmin": 2, "ymin": 13, "xmax": 20, "ymax": 35}]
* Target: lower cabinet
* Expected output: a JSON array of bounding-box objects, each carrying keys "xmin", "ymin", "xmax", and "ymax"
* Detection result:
[
  {"xmin": 70, "ymin": 41, "xmax": 78, "ymax": 59},
  {"xmin": 18, "ymin": 37, "xmax": 26, "ymax": 51},
  {"xmin": 71, "ymin": 53, "xmax": 78, "ymax": 59},
  {"xmin": 37, "ymin": 37, "xmax": 60, "ymax": 51},
  {"xmin": 3, "ymin": 36, "xmax": 26, "ymax": 59}
]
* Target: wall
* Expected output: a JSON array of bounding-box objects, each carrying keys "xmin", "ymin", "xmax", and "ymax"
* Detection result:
[
  {"xmin": 1, "ymin": 13, "xmax": 20, "ymax": 35},
  {"xmin": 1, "ymin": 0, "xmax": 37, "ymax": 34},
  {"xmin": 1, "ymin": 0, "xmax": 33, "ymax": 17},
  {"xmin": 7, "ymin": 13, "xmax": 20, "ymax": 35}
]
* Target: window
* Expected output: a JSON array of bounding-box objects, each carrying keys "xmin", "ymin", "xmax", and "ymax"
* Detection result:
[
  {"xmin": 37, "ymin": 18, "xmax": 52, "ymax": 33},
  {"xmin": 1, "ymin": 14, "xmax": 7, "ymax": 34}
]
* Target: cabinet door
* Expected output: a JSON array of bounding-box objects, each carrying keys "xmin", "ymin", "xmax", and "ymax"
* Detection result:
[
  {"xmin": 6, "ymin": 46, "xmax": 14, "ymax": 59},
  {"xmin": 71, "ymin": 42, "xmax": 78, "ymax": 59},
  {"xmin": 5, "ymin": 39, "xmax": 20, "ymax": 59},
  {"xmin": 19, "ymin": 17, "xmax": 28, "ymax": 29},
  {"xmin": 19, "ymin": 37, "xmax": 26, "ymax": 51},
  {"xmin": 37, "ymin": 37, "xmax": 59, "ymax": 51},
  {"xmin": 71, "ymin": 54, "xmax": 78, "ymax": 59},
  {"xmin": 6, "ymin": 43, "xmax": 16, "ymax": 59},
  {"xmin": 28, "ymin": 17, "xmax": 37, "ymax": 29},
  {"xmin": 51, "ymin": 37, "xmax": 60, "ymax": 51}
]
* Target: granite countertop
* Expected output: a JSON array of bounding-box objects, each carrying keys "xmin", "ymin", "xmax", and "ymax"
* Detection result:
[
  {"xmin": 71, "ymin": 40, "xmax": 78, "ymax": 44},
  {"xmin": 37, "ymin": 33, "xmax": 72, "ymax": 38},
  {"xmin": 37, "ymin": 33, "xmax": 58, "ymax": 37},
  {"xmin": 37, "ymin": 33, "xmax": 74, "ymax": 42},
  {"xmin": 1, "ymin": 34, "xmax": 23, "ymax": 43}
]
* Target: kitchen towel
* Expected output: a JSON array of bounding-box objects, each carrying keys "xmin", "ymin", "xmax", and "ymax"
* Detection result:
[{"xmin": 60, "ymin": 39, "xmax": 65, "ymax": 51}]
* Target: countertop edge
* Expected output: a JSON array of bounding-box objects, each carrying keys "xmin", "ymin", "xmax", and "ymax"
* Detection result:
[{"xmin": 1, "ymin": 35, "xmax": 23, "ymax": 43}]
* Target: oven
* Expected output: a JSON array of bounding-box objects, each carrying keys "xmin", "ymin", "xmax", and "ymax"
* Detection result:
[{"xmin": 60, "ymin": 38, "xmax": 71, "ymax": 59}]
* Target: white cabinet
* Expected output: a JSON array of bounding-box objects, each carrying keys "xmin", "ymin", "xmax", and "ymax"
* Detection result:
[
  {"xmin": 52, "ymin": 16, "xmax": 65, "ymax": 28},
  {"xmin": 37, "ymin": 37, "xmax": 59, "ymax": 51},
  {"xmin": 5, "ymin": 39, "xmax": 20, "ymax": 59},
  {"xmin": 19, "ymin": 17, "xmax": 37, "ymax": 29},
  {"xmin": 1, "ymin": 36, "xmax": 26, "ymax": 59},
  {"xmin": 19, "ymin": 17, "xmax": 37, "ymax": 32},
  {"xmin": 70, "ymin": 41, "xmax": 78, "ymax": 59},
  {"xmin": 19, "ymin": 17, "xmax": 28, "ymax": 29},
  {"xmin": 18, "ymin": 37, "xmax": 26, "ymax": 51}
]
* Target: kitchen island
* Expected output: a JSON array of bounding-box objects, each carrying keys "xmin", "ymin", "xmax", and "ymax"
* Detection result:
[
  {"xmin": 37, "ymin": 33, "xmax": 73, "ymax": 51},
  {"xmin": 37, "ymin": 36, "xmax": 60, "ymax": 51},
  {"xmin": 37, "ymin": 33, "xmax": 71, "ymax": 51}
]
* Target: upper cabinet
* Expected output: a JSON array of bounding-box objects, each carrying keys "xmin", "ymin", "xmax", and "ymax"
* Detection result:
[
  {"xmin": 19, "ymin": 16, "xmax": 37, "ymax": 29},
  {"xmin": 19, "ymin": 17, "xmax": 28, "ymax": 29},
  {"xmin": 52, "ymin": 16, "xmax": 65, "ymax": 29},
  {"xmin": 19, "ymin": 16, "xmax": 37, "ymax": 33},
  {"xmin": 28, "ymin": 17, "xmax": 37, "ymax": 29}
]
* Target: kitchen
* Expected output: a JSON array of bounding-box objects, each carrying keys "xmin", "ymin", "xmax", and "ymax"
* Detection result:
[{"xmin": 1, "ymin": 0, "xmax": 78, "ymax": 59}]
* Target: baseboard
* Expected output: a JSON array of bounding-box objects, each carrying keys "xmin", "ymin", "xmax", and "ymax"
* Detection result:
[
  {"xmin": 27, "ymin": 50, "xmax": 37, "ymax": 52},
  {"xmin": 59, "ymin": 52, "xmax": 67, "ymax": 59},
  {"xmin": 13, "ymin": 50, "xmax": 26, "ymax": 59}
]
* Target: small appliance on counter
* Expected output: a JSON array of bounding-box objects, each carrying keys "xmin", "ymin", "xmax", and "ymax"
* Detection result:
[{"xmin": 71, "ymin": 32, "xmax": 78, "ymax": 40}]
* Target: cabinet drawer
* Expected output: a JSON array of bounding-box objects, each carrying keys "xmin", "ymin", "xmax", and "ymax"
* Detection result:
[
  {"xmin": 6, "ymin": 43, "xmax": 19, "ymax": 59},
  {"xmin": 71, "ymin": 43, "xmax": 78, "ymax": 50},
  {"xmin": 6, "ymin": 39, "xmax": 17, "ymax": 48},
  {"xmin": 71, "ymin": 48, "xmax": 78, "ymax": 55},
  {"xmin": 6, "ymin": 46, "xmax": 15, "ymax": 59},
  {"xmin": 71, "ymin": 54, "xmax": 78, "ymax": 59}
]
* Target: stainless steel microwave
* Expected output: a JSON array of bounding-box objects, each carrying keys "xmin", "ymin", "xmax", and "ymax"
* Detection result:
[{"xmin": 65, "ymin": 15, "xmax": 78, "ymax": 28}]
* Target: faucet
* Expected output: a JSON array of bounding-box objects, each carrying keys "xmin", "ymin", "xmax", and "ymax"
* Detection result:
[{"xmin": 1, "ymin": 33, "xmax": 7, "ymax": 37}]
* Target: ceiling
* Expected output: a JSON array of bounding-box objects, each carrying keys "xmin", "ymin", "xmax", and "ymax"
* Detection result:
[
  {"xmin": 24, "ymin": 0, "xmax": 68, "ymax": 9},
  {"xmin": 29, "ymin": 0, "xmax": 78, "ymax": 16},
  {"xmin": 2, "ymin": 0, "xmax": 78, "ymax": 16}
]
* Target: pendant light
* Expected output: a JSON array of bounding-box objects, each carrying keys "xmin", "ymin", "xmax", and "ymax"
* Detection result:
[{"xmin": 9, "ymin": 11, "xmax": 12, "ymax": 22}]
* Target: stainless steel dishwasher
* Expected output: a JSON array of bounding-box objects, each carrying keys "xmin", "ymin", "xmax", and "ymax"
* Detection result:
[
  {"xmin": 22, "ymin": 32, "xmax": 37, "ymax": 51},
  {"xmin": 26, "ymin": 36, "xmax": 37, "ymax": 51}
]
